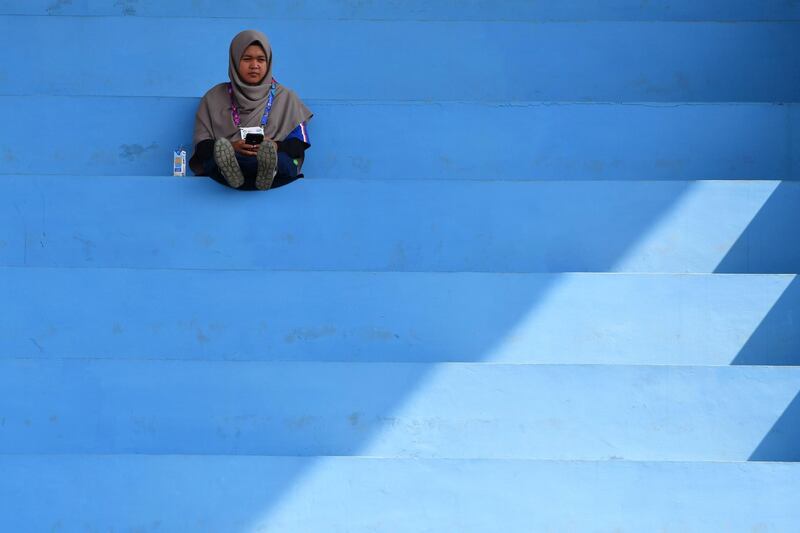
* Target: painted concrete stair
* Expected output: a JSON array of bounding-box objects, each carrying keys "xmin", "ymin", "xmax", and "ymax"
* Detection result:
[
  {"xmin": 1, "ymin": 359, "xmax": 798, "ymax": 462},
  {"xmin": 5, "ymin": 0, "xmax": 800, "ymax": 20},
  {"xmin": 3, "ymin": 18, "xmax": 798, "ymax": 102},
  {"xmin": 2, "ymin": 268, "xmax": 797, "ymax": 365},
  {"xmin": 2, "ymin": 97, "xmax": 798, "ymax": 180},
  {"xmin": 1, "ymin": 1, "xmax": 798, "ymax": 531},
  {"xmin": 2, "ymin": 177, "xmax": 798, "ymax": 273},
  {"xmin": 1, "ymin": 456, "xmax": 798, "ymax": 532}
]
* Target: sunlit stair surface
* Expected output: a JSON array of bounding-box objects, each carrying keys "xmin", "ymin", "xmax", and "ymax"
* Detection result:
[{"xmin": 0, "ymin": 1, "xmax": 798, "ymax": 531}]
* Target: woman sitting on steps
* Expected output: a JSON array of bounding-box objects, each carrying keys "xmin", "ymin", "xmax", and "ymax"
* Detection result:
[{"xmin": 189, "ymin": 29, "xmax": 313, "ymax": 191}]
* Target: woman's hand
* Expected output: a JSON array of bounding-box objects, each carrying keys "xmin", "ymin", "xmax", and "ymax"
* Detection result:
[{"xmin": 231, "ymin": 139, "xmax": 260, "ymax": 157}]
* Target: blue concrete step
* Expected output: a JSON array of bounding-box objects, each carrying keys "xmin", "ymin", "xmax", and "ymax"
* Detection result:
[
  {"xmin": 0, "ymin": 455, "xmax": 797, "ymax": 532},
  {"xmin": 1, "ymin": 359, "xmax": 798, "ymax": 461},
  {"xmin": 3, "ymin": 97, "xmax": 797, "ymax": 180},
  {"xmin": 2, "ymin": 269, "xmax": 797, "ymax": 365},
  {"xmin": 1, "ymin": 1, "xmax": 797, "ymax": 531},
  {"xmin": 2, "ymin": 177, "xmax": 798, "ymax": 273},
  {"xmin": 4, "ymin": 0, "xmax": 799, "ymax": 21},
  {"xmin": 2, "ymin": 18, "xmax": 798, "ymax": 101}
]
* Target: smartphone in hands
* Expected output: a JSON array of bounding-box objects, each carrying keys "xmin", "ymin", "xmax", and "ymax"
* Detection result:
[{"xmin": 245, "ymin": 132, "xmax": 264, "ymax": 145}]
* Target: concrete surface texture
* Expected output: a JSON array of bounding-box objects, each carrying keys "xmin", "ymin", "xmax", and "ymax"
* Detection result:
[{"xmin": 0, "ymin": 1, "xmax": 798, "ymax": 531}]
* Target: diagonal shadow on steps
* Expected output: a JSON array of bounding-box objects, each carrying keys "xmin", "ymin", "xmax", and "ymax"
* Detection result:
[
  {"xmin": 716, "ymin": 182, "xmax": 800, "ymax": 462},
  {"xmin": 729, "ymin": 277, "xmax": 800, "ymax": 366},
  {"xmin": 728, "ymin": 276, "xmax": 800, "ymax": 461},
  {"xmin": 714, "ymin": 181, "xmax": 800, "ymax": 274},
  {"xmin": 4, "ymin": 179, "xmax": 800, "ymax": 529},
  {"xmin": 748, "ymin": 392, "xmax": 800, "ymax": 462},
  {"xmin": 242, "ymin": 181, "xmax": 800, "ymax": 528}
]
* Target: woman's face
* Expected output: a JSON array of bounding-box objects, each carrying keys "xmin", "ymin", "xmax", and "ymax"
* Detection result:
[{"xmin": 238, "ymin": 44, "xmax": 268, "ymax": 85}]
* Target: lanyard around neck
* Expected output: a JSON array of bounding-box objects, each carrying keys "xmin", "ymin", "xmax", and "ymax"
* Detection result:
[{"xmin": 228, "ymin": 80, "xmax": 277, "ymax": 128}]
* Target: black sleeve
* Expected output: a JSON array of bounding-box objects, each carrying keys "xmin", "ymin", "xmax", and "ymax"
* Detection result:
[
  {"xmin": 189, "ymin": 139, "xmax": 215, "ymax": 175},
  {"xmin": 276, "ymin": 138, "xmax": 310, "ymax": 159}
]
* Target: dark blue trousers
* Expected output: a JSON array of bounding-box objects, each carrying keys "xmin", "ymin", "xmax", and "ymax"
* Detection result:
[{"xmin": 203, "ymin": 152, "xmax": 302, "ymax": 190}]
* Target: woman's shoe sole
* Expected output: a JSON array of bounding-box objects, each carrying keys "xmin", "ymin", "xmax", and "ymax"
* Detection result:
[
  {"xmin": 255, "ymin": 141, "xmax": 278, "ymax": 191},
  {"xmin": 214, "ymin": 138, "xmax": 245, "ymax": 189}
]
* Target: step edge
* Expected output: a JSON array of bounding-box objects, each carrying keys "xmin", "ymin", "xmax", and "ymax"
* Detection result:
[
  {"xmin": 0, "ymin": 452, "xmax": 798, "ymax": 466},
  {"xmin": 1, "ymin": 356, "xmax": 798, "ymax": 370},
  {"xmin": 1, "ymin": 265, "xmax": 795, "ymax": 277}
]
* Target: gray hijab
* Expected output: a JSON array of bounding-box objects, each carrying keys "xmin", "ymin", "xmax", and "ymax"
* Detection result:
[{"xmin": 192, "ymin": 29, "xmax": 313, "ymax": 150}]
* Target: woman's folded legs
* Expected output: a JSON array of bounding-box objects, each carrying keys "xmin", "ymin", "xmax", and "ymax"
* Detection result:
[{"xmin": 203, "ymin": 147, "xmax": 301, "ymax": 191}]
